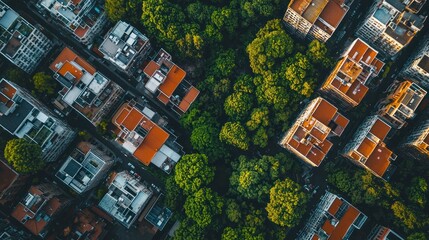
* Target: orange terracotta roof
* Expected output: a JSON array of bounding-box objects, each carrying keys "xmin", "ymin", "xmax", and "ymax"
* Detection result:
[
  {"xmin": 357, "ymin": 138, "xmax": 377, "ymax": 158},
  {"xmin": 345, "ymin": 80, "xmax": 369, "ymax": 104},
  {"xmin": 143, "ymin": 61, "xmax": 160, "ymax": 77},
  {"xmin": 159, "ymin": 65, "xmax": 186, "ymax": 97},
  {"xmin": 318, "ymin": 0, "xmax": 347, "ymax": 28},
  {"xmin": 133, "ymin": 121, "xmax": 169, "ymax": 165},
  {"xmin": 370, "ymin": 119, "xmax": 391, "ymax": 140},
  {"xmin": 74, "ymin": 26, "xmax": 89, "ymax": 38},
  {"xmin": 365, "ymin": 145, "xmax": 392, "ymax": 177},
  {"xmin": 157, "ymin": 93, "xmax": 170, "ymax": 105},
  {"xmin": 0, "ymin": 81, "xmax": 16, "ymax": 99},
  {"xmin": 12, "ymin": 204, "xmax": 48, "ymax": 235},
  {"xmin": 113, "ymin": 105, "xmax": 131, "ymax": 127},
  {"xmin": 58, "ymin": 61, "xmax": 84, "ymax": 81},
  {"xmin": 312, "ymin": 98, "xmax": 337, "ymax": 125},
  {"xmin": 328, "ymin": 205, "xmax": 360, "ymax": 240},
  {"xmin": 348, "ymin": 39, "xmax": 369, "ymax": 60},
  {"xmin": 122, "ymin": 108, "xmax": 144, "ymax": 131},
  {"xmin": 322, "ymin": 220, "xmax": 336, "ymax": 235},
  {"xmin": 327, "ymin": 197, "xmax": 342, "ymax": 216},
  {"xmin": 50, "ymin": 47, "xmax": 96, "ymax": 76},
  {"xmin": 178, "ymin": 87, "xmax": 200, "ymax": 112},
  {"xmin": 334, "ymin": 113, "xmax": 350, "ymax": 130}
]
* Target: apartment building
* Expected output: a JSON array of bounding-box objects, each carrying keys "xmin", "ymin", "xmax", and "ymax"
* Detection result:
[
  {"xmin": 342, "ymin": 116, "xmax": 397, "ymax": 180},
  {"xmin": 0, "ymin": 79, "xmax": 75, "ymax": 162},
  {"xmin": 401, "ymin": 36, "xmax": 429, "ymax": 89},
  {"xmin": 99, "ymin": 21, "xmax": 151, "ymax": 75},
  {"xmin": 56, "ymin": 208, "xmax": 108, "ymax": 240},
  {"xmin": 297, "ymin": 191, "xmax": 367, "ymax": 240},
  {"xmin": 368, "ymin": 225, "xmax": 404, "ymax": 240},
  {"xmin": 401, "ymin": 118, "xmax": 429, "ymax": 160},
  {"xmin": 283, "ymin": 0, "xmax": 353, "ymax": 42},
  {"xmin": 143, "ymin": 49, "xmax": 200, "ymax": 115},
  {"xmin": 98, "ymin": 171, "xmax": 153, "ymax": 228},
  {"xmin": 321, "ymin": 38, "xmax": 385, "ymax": 109},
  {"xmin": 11, "ymin": 183, "xmax": 72, "ymax": 238},
  {"xmin": 56, "ymin": 141, "xmax": 115, "ymax": 194},
  {"xmin": 37, "ymin": 0, "xmax": 107, "ymax": 45},
  {"xmin": 356, "ymin": 0, "xmax": 427, "ymax": 57},
  {"xmin": 377, "ymin": 80, "xmax": 426, "ymax": 129},
  {"xmin": 279, "ymin": 97, "xmax": 350, "ymax": 167},
  {"xmin": 49, "ymin": 47, "xmax": 125, "ymax": 126},
  {"xmin": 112, "ymin": 100, "xmax": 183, "ymax": 173},
  {"xmin": 0, "ymin": 1, "xmax": 52, "ymax": 73},
  {"xmin": 0, "ymin": 218, "xmax": 33, "ymax": 240},
  {"xmin": 0, "ymin": 159, "xmax": 28, "ymax": 204}
]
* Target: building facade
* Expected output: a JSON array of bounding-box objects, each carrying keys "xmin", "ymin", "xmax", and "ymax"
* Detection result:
[
  {"xmin": 37, "ymin": 0, "xmax": 107, "ymax": 45},
  {"xmin": 0, "ymin": 1, "xmax": 53, "ymax": 73},
  {"xmin": 11, "ymin": 183, "xmax": 72, "ymax": 238},
  {"xmin": 377, "ymin": 80, "xmax": 426, "ymax": 129},
  {"xmin": 321, "ymin": 38, "xmax": 385, "ymax": 109},
  {"xmin": 297, "ymin": 191, "xmax": 367, "ymax": 240},
  {"xmin": 99, "ymin": 21, "xmax": 151, "ymax": 75},
  {"xmin": 356, "ymin": 0, "xmax": 427, "ymax": 57},
  {"xmin": 112, "ymin": 100, "xmax": 183, "ymax": 173},
  {"xmin": 401, "ymin": 36, "xmax": 429, "ymax": 89},
  {"xmin": 0, "ymin": 79, "xmax": 75, "ymax": 162},
  {"xmin": 367, "ymin": 225, "xmax": 404, "ymax": 240},
  {"xmin": 279, "ymin": 97, "xmax": 349, "ymax": 167},
  {"xmin": 0, "ymin": 159, "xmax": 28, "ymax": 204},
  {"xmin": 283, "ymin": 0, "xmax": 353, "ymax": 42},
  {"xmin": 401, "ymin": 118, "xmax": 429, "ymax": 160},
  {"xmin": 49, "ymin": 47, "xmax": 125, "ymax": 126},
  {"xmin": 98, "ymin": 171, "xmax": 153, "ymax": 228},
  {"xmin": 342, "ymin": 116, "xmax": 397, "ymax": 180},
  {"xmin": 56, "ymin": 141, "xmax": 115, "ymax": 194}
]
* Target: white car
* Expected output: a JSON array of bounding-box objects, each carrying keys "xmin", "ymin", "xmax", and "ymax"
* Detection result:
[{"xmin": 127, "ymin": 163, "xmax": 135, "ymax": 169}]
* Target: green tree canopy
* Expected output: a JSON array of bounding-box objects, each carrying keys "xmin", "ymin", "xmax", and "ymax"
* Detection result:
[
  {"xmin": 211, "ymin": 49, "xmax": 236, "ymax": 78},
  {"xmin": 219, "ymin": 122, "xmax": 249, "ymax": 150},
  {"xmin": 230, "ymin": 154, "xmax": 289, "ymax": 202},
  {"xmin": 190, "ymin": 124, "xmax": 224, "ymax": 160},
  {"xmin": 407, "ymin": 177, "xmax": 428, "ymax": 208},
  {"xmin": 246, "ymin": 19, "xmax": 294, "ymax": 75},
  {"xmin": 407, "ymin": 233, "xmax": 427, "ymax": 240},
  {"xmin": 173, "ymin": 218, "xmax": 205, "ymax": 240},
  {"xmin": 266, "ymin": 178, "xmax": 308, "ymax": 227},
  {"xmin": 32, "ymin": 72, "xmax": 57, "ymax": 95},
  {"xmin": 306, "ymin": 39, "xmax": 332, "ymax": 68},
  {"xmin": 4, "ymin": 139, "xmax": 45, "ymax": 174},
  {"xmin": 391, "ymin": 201, "xmax": 419, "ymax": 230},
  {"xmin": 224, "ymin": 92, "xmax": 254, "ymax": 120},
  {"xmin": 283, "ymin": 53, "xmax": 316, "ymax": 97},
  {"xmin": 184, "ymin": 188, "xmax": 224, "ymax": 227},
  {"xmin": 174, "ymin": 154, "xmax": 214, "ymax": 194}
]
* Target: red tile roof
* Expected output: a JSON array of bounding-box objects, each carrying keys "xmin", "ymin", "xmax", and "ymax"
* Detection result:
[
  {"xmin": 50, "ymin": 47, "xmax": 97, "ymax": 77},
  {"xmin": 0, "ymin": 160, "xmax": 19, "ymax": 195},
  {"xmin": 159, "ymin": 65, "xmax": 186, "ymax": 97},
  {"xmin": 178, "ymin": 87, "xmax": 200, "ymax": 113},
  {"xmin": 143, "ymin": 61, "xmax": 160, "ymax": 77},
  {"xmin": 283, "ymin": 98, "xmax": 348, "ymax": 166},
  {"xmin": 318, "ymin": 0, "xmax": 347, "ymax": 28},
  {"xmin": 370, "ymin": 119, "xmax": 391, "ymax": 140},
  {"xmin": 112, "ymin": 103, "xmax": 170, "ymax": 166}
]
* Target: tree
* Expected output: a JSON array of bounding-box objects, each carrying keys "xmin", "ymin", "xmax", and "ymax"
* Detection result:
[
  {"xmin": 219, "ymin": 122, "xmax": 249, "ymax": 150},
  {"xmin": 174, "ymin": 154, "xmax": 214, "ymax": 194},
  {"xmin": 284, "ymin": 53, "xmax": 316, "ymax": 97},
  {"xmin": 212, "ymin": 50, "xmax": 236, "ymax": 78},
  {"xmin": 230, "ymin": 154, "xmax": 289, "ymax": 202},
  {"xmin": 407, "ymin": 233, "xmax": 427, "ymax": 240},
  {"xmin": 252, "ymin": 127, "xmax": 268, "ymax": 148},
  {"xmin": 176, "ymin": 32, "xmax": 205, "ymax": 58},
  {"xmin": 391, "ymin": 201, "xmax": 419, "ymax": 230},
  {"xmin": 211, "ymin": 7, "xmax": 238, "ymax": 34},
  {"xmin": 225, "ymin": 199, "xmax": 241, "ymax": 223},
  {"xmin": 407, "ymin": 177, "xmax": 428, "ymax": 208},
  {"xmin": 4, "ymin": 139, "xmax": 45, "ymax": 174},
  {"xmin": 306, "ymin": 40, "xmax": 332, "ymax": 68},
  {"xmin": 224, "ymin": 92, "xmax": 253, "ymax": 120},
  {"xmin": 104, "ymin": 0, "xmax": 127, "ymax": 21},
  {"xmin": 165, "ymin": 176, "xmax": 184, "ymax": 211},
  {"xmin": 246, "ymin": 107, "xmax": 269, "ymax": 131},
  {"xmin": 5, "ymin": 68, "xmax": 29, "ymax": 88},
  {"xmin": 190, "ymin": 124, "xmax": 224, "ymax": 160},
  {"xmin": 221, "ymin": 226, "xmax": 264, "ymax": 240},
  {"xmin": 32, "ymin": 72, "xmax": 57, "ymax": 95},
  {"xmin": 174, "ymin": 218, "xmax": 205, "ymax": 240},
  {"xmin": 266, "ymin": 178, "xmax": 308, "ymax": 227},
  {"xmin": 184, "ymin": 188, "xmax": 224, "ymax": 227},
  {"xmin": 246, "ymin": 19, "xmax": 294, "ymax": 75}
]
